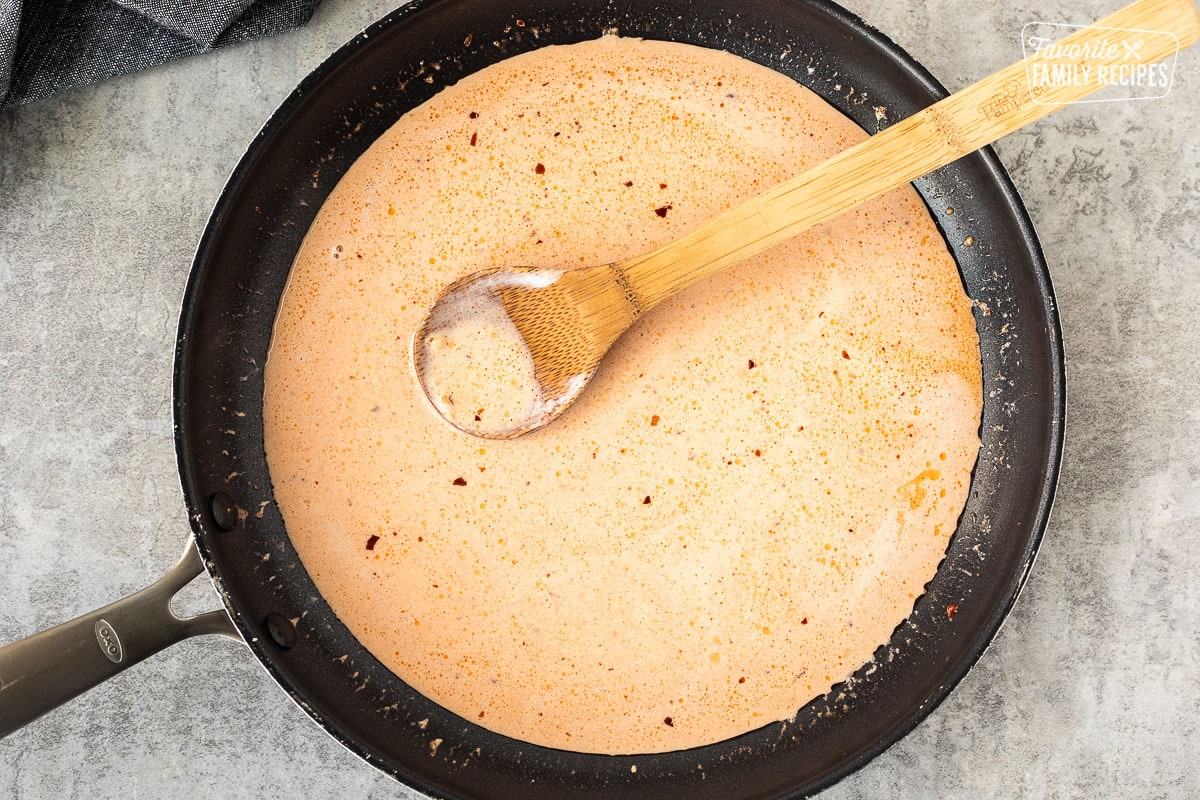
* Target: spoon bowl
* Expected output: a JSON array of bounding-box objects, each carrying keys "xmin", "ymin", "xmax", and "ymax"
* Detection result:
[{"xmin": 413, "ymin": 263, "xmax": 637, "ymax": 438}]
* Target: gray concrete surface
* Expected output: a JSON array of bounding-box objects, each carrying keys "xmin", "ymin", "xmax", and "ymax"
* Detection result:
[{"xmin": 1, "ymin": 0, "xmax": 1197, "ymax": 797}]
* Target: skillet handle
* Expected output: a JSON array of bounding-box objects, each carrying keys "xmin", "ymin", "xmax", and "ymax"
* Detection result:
[{"xmin": 0, "ymin": 538, "xmax": 239, "ymax": 738}]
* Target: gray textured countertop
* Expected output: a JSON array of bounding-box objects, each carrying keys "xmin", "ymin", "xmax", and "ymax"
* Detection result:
[{"xmin": 2, "ymin": 1, "xmax": 1197, "ymax": 797}]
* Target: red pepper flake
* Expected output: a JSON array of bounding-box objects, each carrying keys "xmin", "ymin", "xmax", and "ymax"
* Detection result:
[
  {"xmin": 754, "ymin": 449, "xmax": 762, "ymax": 457},
  {"xmin": 748, "ymin": 359, "xmax": 757, "ymax": 369},
  {"xmin": 946, "ymin": 604, "xmax": 959, "ymax": 620},
  {"xmin": 654, "ymin": 204, "xmax": 672, "ymax": 218},
  {"xmin": 535, "ymin": 162, "xmax": 545, "ymax": 174},
  {"xmin": 643, "ymin": 496, "xmax": 652, "ymax": 505},
  {"xmin": 474, "ymin": 414, "xmax": 482, "ymax": 422},
  {"xmin": 463, "ymin": 34, "xmax": 473, "ymax": 47},
  {"xmin": 469, "ymin": 111, "xmax": 478, "ymax": 118},
  {"xmin": 650, "ymin": 414, "xmax": 660, "ymax": 426},
  {"xmin": 738, "ymin": 676, "xmax": 746, "ymax": 684},
  {"xmin": 515, "ymin": 18, "xmax": 526, "ymax": 27},
  {"xmin": 452, "ymin": 477, "xmax": 468, "ymax": 486},
  {"xmin": 418, "ymin": 536, "xmax": 424, "ymax": 542},
  {"xmin": 470, "ymin": 131, "xmax": 478, "ymax": 146},
  {"xmin": 663, "ymin": 717, "xmax": 674, "ymax": 727},
  {"xmin": 365, "ymin": 535, "xmax": 380, "ymax": 551},
  {"xmin": 659, "ymin": 183, "xmax": 667, "ymax": 189},
  {"xmin": 800, "ymin": 617, "xmax": 808, "ymax": 624},
  {"xmin": 842, "ymin": 349, "xmax": 850, "ymax": 359},
  {"xmin": 623, "ymin": 180, "xmax": 633, "ymax": 187}
]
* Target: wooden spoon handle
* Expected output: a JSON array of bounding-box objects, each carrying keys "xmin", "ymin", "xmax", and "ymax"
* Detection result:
[{"xmin": 619, "ymin": 0, "xmax": 1200, "ymax": 310}]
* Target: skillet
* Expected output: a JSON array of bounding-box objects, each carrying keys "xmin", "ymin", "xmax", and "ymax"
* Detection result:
[{"xmin": 0, "ymin": 0, "xmax": 1064, "ymax": 796}]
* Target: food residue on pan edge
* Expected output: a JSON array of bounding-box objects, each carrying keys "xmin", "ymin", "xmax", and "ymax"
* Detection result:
[{"xmin": 262, "ymin": 36, "xmax": 982, "ymax": 755}]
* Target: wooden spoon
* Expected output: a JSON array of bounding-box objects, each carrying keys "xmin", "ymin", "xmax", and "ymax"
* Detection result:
[{"xmin": 414, "ymin": 0, "xmax": 1198, "ymax": 439}]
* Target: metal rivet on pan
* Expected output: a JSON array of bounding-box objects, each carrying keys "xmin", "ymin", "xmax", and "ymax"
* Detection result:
[
  {"xmin": 265, "ymin": 612, "xmax": 297, "ymax": 650},
  {"xmin": 209, "ymin": 492, "xmax": 238, "ymax": 531}
]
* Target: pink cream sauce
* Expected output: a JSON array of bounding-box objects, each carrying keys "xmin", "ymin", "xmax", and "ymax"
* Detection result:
[{"xmin": 262, "ymin": 36, "xmax": 982, "ymax": 754}]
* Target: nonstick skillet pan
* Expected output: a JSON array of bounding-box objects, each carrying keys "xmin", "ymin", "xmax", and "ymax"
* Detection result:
[{"xmin": 0, "ymin": 0, "xmax": 1064, "ymax": 797}]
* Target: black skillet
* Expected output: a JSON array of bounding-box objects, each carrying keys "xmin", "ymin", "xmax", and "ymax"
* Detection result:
[{"xmin": 0, "ymin": 0, "xmax": 1064, "ymax": 797}]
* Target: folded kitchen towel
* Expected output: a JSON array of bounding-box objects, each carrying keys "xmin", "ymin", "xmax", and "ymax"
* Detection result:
[{"xmin": 0, "ymin": 0, "xmax": 324, "ymax": 110}]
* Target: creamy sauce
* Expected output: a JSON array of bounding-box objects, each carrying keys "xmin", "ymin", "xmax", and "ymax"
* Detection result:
[{"xmin": 263, "ymin": 37, "xmax": 982, "ymax": 754}]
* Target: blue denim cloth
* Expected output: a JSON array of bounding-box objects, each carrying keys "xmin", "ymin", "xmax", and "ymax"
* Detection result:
[{"xmin": 0, "ymin": 0, "xmax": 323, "ymax": 109}]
